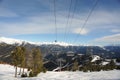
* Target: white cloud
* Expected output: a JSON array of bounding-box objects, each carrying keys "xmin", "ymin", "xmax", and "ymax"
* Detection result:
[
  {"xmin": 73, "ymin": 28, "xmax": 89, "ymax": 35},
  {"xmin": 111, "ymin": 29, "xmax": 120, "ymax": 33},
  {"xmin": 94, "ymin": 34, "xmax": 120, "ymax": 43},
  {"xmin": 0, "ymin": 12, "xmax": 79, "ymax": 35},
  {"xmin": 87, "ymin": 10, "xmax": 120, "ymax": 26},
  {"xmin": 0, "ymin": 9, "xmax": 119, "ymax": 36}
]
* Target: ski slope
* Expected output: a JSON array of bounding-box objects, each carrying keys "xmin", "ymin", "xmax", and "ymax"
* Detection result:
[{"xmin": 0, "ymin": 64, "xmax": 120, "ymax": 80}]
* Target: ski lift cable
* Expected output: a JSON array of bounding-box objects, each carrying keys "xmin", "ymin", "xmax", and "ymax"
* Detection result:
[
  {"xmin": 53, "ymin": 0, "xmax": 57, "ymax": 42},
  {"xmin": 65, "ymin": 0, "xmax": 78, "ymax": 43},
  {"xmin": 73, "ymin": 0, "xmax": 99, "ymax": 44},
  {"xmin": 64, "ymin": 0, "xmax": 73, "ymax": 43},
  {"xmin": 53, "ymin": 0, "xmax": 62, "ymax": 68}
]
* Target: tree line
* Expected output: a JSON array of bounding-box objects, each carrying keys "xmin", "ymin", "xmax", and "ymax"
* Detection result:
[
  {"xmin": 10, "ymin": 46, "xmax": 120, "ymax": 77},
  {"xmin": 69, "ymin": 59, "xmax": 120, "ymax": 72},
  {"xmin": 11, "ymin": 46, "xmax": 46, "ymax": 77}
]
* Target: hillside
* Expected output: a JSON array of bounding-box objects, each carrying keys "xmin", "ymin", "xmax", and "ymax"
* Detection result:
[{"xmin": 0, "ymin": 37, "xmax": 120, "ymax": 69}]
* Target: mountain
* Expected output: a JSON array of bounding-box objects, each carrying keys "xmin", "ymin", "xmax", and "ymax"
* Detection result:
[
  {"xmin": 0, "ymin": 37, "xmax": 72, "ymax": 46},
  {"xmin": 0, "ymin": 37, "xmax": 24, "ymax": 45},
  {"xmin": 0, "ymin": 37, "xmax": 120, "ymax": 67}
]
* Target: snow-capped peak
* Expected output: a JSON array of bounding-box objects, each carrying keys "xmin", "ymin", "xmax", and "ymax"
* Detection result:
[
  {"xmin": 0, "ymin": 37, "xmax": 24, "ymax": 45},
  {"xmin": 38, "ymin": 41, "xmax": 73, "ymax": 46},
  {"xmin": 0, "ymin": 37, "xmax": 73, "ymax": 46}
]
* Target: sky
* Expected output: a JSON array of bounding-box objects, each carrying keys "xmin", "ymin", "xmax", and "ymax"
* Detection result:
[{"xmin": 0, "ymin": 0, "xmax": 120, "ymax": 46}]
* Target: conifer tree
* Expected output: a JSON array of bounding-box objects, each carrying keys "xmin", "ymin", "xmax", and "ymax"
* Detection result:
[
  {"xmin": 109, "ymin": 60, "xmax": 116, "ymax": 70},
  {"xmin": 11, "ymin": 46, "xmax": 26, "ymax": 77},
  {"xmin": 72, "ymin": 60, "xmax": 79, "ymax": 71},
  {"xmin": 11, "ymin": 46, "xmax": 22, "ymax": 77},
  {"xmin": 31, "ymin": 47, "xmax": 43, "ymax": 76},
  {"xmin": 19, "ymin": 47, "xmax": 26, "ymax": 74},
  {"xmin": 83, "ymin": 66, "xmax": 88, "ymax": 72}
]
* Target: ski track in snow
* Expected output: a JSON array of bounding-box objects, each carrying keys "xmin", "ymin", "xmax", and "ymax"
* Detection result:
[{"xmin": 0, "ymin": 64, "xmax": 120, "ymax": 80}]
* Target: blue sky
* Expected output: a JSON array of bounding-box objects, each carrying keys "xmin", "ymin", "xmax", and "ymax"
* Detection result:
[{"xmin": 0, "ymin": 0, "xmax": 120, "ymax": 45}]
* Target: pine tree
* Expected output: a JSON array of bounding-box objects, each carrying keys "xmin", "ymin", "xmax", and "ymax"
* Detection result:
[
  {"xmin": 109, "ymin": 60, "xmax": 116, "ymax": 70},
  {"xmin": 11, "ymin": 46, "xmax": 26, "ymax": 77},
  {"xmin": 72, "ymin": 60, "xmax": 79, "ymax": 71},
  {"xmin": 11, "ymin": 46, "xmax": 22, "ymax": 77},
  {"xmin": 21, "ymin": 47, "xmax": 26, "ymax": 74},
  {"xmin": 31, "ymin": 48, "xmax": 43, "ymax": 76},
  {"xmin": 83, "ymin": 66, "xmax": 88, "ymax": 72},
  {"xmin": 19, "ymin": 47, "xmax": 26, "ymax": 75}
]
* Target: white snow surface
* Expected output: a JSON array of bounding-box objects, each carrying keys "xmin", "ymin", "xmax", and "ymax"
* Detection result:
[
  {"xmin": 116, "ymin": 62, "xmax": 120, "ymax": 66},
  {"xmin": 91, "ymin": 55, "xmax": 101, "ymax": 62},
  {"xmin": 0, "ymin": 64, "xmax": 120, "ymax": 80},
  {"xmin": 101, "ymin": 61, "xmax": 109, "ymax": 65}
]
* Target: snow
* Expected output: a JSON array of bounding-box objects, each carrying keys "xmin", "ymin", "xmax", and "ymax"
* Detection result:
[
  {"xmin": 37, "ymin": 71, "xmax": 120, "ymax": 80},
  {"xmin": 52, "ymin": 67, "xmax": 61, "ymax": 71},
  {"xmin": 0, "ymin": 64, "xmax": 27, "ymax": 80},
  {"xmin": 37, "ymin": 41, "xmax": 73, "ymax": 46},
  {"xmin": 101, "ymin": 61, "xmax": 109, "ymax": 65},
  {"xmin": 0, "ymin": 37, "xmax": 73, "ymax": 46},
  {"xmin": 91, "ymin": 55, "xmax": 101, "ymax": 62},
  {"xmin": 0, "ymin": 64, "xmax": 120, "ymax": 80},
  {"xmin": 116, "ymin": 62, "xmax": 120, "ymax": 66},
  {"xmin": 0, "ymin": 37, "xmax": 24, "ymax": 45}
]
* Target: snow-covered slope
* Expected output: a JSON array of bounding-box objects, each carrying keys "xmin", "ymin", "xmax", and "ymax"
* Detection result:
[
  {"xmin": 0, "ymin": 37, "xmax": 72, "ymax": 46},
  {"xmin": 0, "ymin": 64, "xmax": 120, "ymax": 80},
  {"xmin": 0, "ymin": 64, "xmax": 27, "ymax": 80},
  {"xmin": 91, "ymin": 55, "xmax": 101, "ymax": 62}
]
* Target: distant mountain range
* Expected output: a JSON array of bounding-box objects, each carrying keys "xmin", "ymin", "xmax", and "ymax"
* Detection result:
[
  {"xmin": 0, "ymin": 37, "xmax": 73, "ymax": 46},
  {"xmin": 0, "ymin": 37, "xmax": 120, "ymax": 65}
]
